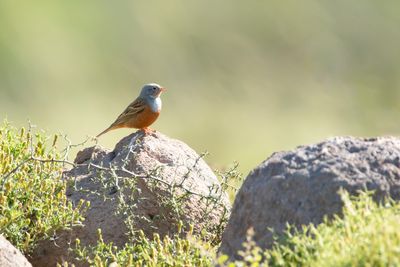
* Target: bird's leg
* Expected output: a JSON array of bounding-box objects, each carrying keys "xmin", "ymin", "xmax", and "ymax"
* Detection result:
[{"xmin": 141, "ymin": 127, "xmax": 154, "ymax": 135}]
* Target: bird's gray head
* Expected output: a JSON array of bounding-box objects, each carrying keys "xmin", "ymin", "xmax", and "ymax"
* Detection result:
[{"xmin": 139, "ymin": 83, "xmax": 166, "ymax": 99}]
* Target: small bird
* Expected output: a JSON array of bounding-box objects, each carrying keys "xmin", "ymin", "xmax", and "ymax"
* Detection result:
[{"xmin": 97, "ymin": 83, "xmax": 166, "ymax": 137}]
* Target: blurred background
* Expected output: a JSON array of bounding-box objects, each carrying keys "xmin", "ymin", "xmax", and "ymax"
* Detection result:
[{"xmin": 1, "ymin": 1, "xmax": 400, "ymax": 176}]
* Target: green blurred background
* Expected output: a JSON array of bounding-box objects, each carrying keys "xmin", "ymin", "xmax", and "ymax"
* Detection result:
[{"xmin": 1, "ymin": 1, "xmax": 400, "ymax": 176}]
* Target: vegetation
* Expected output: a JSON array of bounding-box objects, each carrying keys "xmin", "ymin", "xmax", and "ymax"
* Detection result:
[
  {"xmin": 71, "ymin": 226, "xmax": 213, "ymax": 267},
  {"xmin": 0, "ymin": 121, "xmax": 87, "ymax": 253},
  {"xmin": 69, "ymin": 160, "xmax": 240, "ymax": 266},
  {"xmin": 67, "ymin": 191, "xmax": 400, "ymax": 266},
  {"xmin": 2, "ymin": 122, "xmax": 400, "ymax": 266},
  {"xmin": 224, "ymin": 191, "xmax": 400, "ymax": 267}
]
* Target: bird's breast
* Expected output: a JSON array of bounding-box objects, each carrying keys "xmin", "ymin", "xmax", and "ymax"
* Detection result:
[{"xmin": 149, "ymin": 97, "xmax": 162, "ymax": 113}]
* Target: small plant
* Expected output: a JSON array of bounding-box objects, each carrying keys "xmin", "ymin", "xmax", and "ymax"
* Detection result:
[
  {"xmin": 65, "ymin": 148, "xmax": 243, "ymax": 266},
  {"xmin": 215, "ymin": 161, "xmax": 243, "ymax": 201},
  {"xmin": 85, "ymin": 148, "xmax": 239, "ymax": 246},
  {"xmin": 0, "ymin": 121, "xmax": 87, "ymax": 253},
  {"xmin": 71, "ymin": 224, "xmax": 213, "ymax": 267},
  {"xmin": 221, "ymin": 190, "xmax": 400, "ymax": 267}
]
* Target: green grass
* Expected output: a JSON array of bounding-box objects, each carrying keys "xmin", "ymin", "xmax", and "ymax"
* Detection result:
[{"xmin": 0, "ymin": 121, "xmax": 87, "ymax": 253}]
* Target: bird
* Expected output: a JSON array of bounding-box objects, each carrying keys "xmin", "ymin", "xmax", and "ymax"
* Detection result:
[{"xmin": 97, "ymin": 83, "xmax": 166, "ymax": 138}]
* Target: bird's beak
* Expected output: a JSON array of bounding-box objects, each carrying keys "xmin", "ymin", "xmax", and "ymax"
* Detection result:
[{"xmin": 160, "ymin": 87, "xmax": 167, "ymax": 92}]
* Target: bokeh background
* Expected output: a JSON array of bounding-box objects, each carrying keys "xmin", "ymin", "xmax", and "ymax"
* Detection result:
[{"xmin": 1, "ymin": 1, "xmax": 400, "ymax": 176}]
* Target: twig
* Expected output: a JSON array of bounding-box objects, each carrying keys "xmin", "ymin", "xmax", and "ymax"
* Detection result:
[
  {"xmin": 1, "ymin": 124, "xmax": 88, "ymax": 191},
  {"xmin": 31, "ymin": 156, "xmax": 76, "ymax": 167},
  {"xmin": 87, "ymin": 163, "xmax": 224, "ymax": 204}
]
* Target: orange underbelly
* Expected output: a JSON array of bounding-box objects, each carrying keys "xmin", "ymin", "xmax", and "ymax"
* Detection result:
[{"xmin": 126, "ymin": 106, "xmax": 160, "ymax": 129}]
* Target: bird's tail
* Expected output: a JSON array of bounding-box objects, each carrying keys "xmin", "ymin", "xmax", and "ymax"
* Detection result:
[{"xmin": 96, "ymin": 125, "xmax": 116, "ymax": 138}]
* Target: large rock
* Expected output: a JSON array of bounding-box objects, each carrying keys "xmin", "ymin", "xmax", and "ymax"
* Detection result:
[
  {"xmin": 220, "ymin": 136, "xmax": 400, "ymax": 259},
  {"xmin": 30, "ymin": 131, "xmax": 230, "ymax": 266},
  {"xmin": 0, "ymin": 235, "xmax": 31, "ymax": 267}
]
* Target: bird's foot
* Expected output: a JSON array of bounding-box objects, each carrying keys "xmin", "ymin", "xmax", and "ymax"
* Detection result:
[{"xmin": 141, "ymin": 128, "xmax": 155, "ymax": 135}]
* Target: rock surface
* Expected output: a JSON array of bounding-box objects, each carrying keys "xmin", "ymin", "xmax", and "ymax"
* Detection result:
[
  {"xmin": 0, "ymin": 235, "xmax": 31, "ymax": 267},
  {"xmin": 30, "ymin": 131, "xmax": 230, "ymax": 266},
  {"xmin": 219, "ymin": 136, "xmax": 400, "ymax": 259}
]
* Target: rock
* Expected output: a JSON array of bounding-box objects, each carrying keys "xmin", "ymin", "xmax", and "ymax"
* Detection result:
[
  {"xmin": 0, "ymin": 235, "xmax": 32, "ymax": 267},
  {"xmin": 30, "ymin": 131, "xmax": 230, "ymax": 266},
  {"xmin": 219, "ymin": 136, "xmax": 400, "ymax": 259}
]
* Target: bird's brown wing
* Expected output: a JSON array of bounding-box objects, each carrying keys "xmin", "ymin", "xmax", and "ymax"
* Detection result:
[
  {"xmin": 110, "ymin": 97, "xmax": 146, "ymax": 127},
  {"xmin": 96, "ymin": 97, "xmax": 147, "ymax": 137}
]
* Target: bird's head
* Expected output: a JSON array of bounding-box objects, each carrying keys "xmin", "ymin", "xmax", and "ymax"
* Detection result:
[{"xmin": 140, "ymin": 83, "xmax": 166, "ymax": 99}]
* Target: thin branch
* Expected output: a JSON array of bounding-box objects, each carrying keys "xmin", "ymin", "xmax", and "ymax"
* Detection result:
[
  {"xmin": 31, "ymin": 156, "xmax": 76, "ymax": 167},
  {"xmin": 87, "ymin": 163, "xmax": 225, "ymax": 204},
  {"xmin": 1, "ymin": 124, "xmax": 88, "ymax": 191}
]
